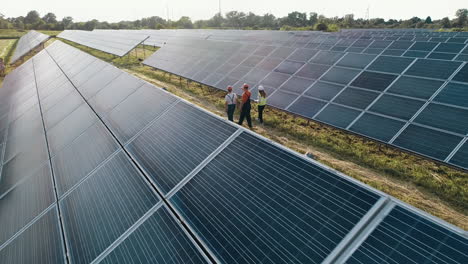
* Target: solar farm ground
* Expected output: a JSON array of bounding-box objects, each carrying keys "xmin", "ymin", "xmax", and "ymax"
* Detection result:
[
  {"xmin": 0, "ymin": 35, "xmax": 466, "ymax": 229},
  {"xmin": 0, "ymin": 39, "xmax": 16, "ymax": 60}
]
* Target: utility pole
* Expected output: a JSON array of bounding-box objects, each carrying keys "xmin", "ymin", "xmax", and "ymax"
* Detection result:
[
  {"xmin": 365, "ymin": 5, "xmax": 370, "ymax": 22},
  {"xmin": 219, "ymin": 0, "xmax": 221, "ymax": 15},
  {"xmin": 166, "ymin": 4, "xmax": 169, "ymax": 22}
]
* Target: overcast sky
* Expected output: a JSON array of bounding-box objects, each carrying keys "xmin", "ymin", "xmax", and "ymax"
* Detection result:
[{"xmin": 1, "ymin": 0, "xmax": 466, "ymax": 22}]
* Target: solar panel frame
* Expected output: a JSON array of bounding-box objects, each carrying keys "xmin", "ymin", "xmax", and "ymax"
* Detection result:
[{"xmin": 10, "ymin": 30, "xmax": 50, "ymax": 64}]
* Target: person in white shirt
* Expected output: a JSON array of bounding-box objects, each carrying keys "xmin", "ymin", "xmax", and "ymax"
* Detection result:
[{"xmin": 224, "ymin": 86, "xmax": 237, "ymax": 122}]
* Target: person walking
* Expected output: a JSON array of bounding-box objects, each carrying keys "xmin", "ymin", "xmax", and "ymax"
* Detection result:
[
  {"xmin": 0, "ymin": 58, "xmax": 5, "ymax": 77},
  {"xmin": 257, "ymin": 85, "xmax": 267, "ymax": 124},
  {"xmin": 238, "ymin": 83, "xmax": 252, "ymax": 129},
  {"xmin": 224, "ymin": 86, "xmax": 237, "ymax": 122}
]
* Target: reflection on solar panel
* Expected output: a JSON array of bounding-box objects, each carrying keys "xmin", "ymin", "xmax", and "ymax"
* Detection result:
[
  {"xmin": 0, "ymin": 40, "xmax": 466, "ymax": 264},
  {"xmin": 143, "ymin": 31, "xmax": 468, "ymax": 170},
  {"xmin": 57, "ymin": 30, "xmax": 149, "ymax": 56},
  {"xmin": 10, "ymin": 30, "xmax": 49, "ymax": 64}
]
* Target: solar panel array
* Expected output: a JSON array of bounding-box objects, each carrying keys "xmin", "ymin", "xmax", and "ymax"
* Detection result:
[
  {"xmin": 10, "ymin": 30, "xmax": 49, "ymax": 64},
  {"xmin": 57, "ymin": 30, "xmax": 149, "ymax": 57},
  {"xmin": 143, "ymin": 30, "xmax": 468, "ymax": 170},
  {"xmin": 0, "ymin": 40, "xmax": 466, "ymax": 263}
]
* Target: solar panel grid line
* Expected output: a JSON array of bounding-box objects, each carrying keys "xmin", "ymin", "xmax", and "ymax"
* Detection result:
[
  {"xmin": 359, "ymin": 215, "xmax": 463, "ymax": 263},
  {"xmin": 0, "ymin": 158, "xmax": 51, "ymax": 199},
  {"xmin": 264, "ymin": 56, "xmax": 319, "ymax": 103},
  {"xmin": 89, "ymin": 201, "xmax": 164, "ymax": 264},
  {"xmin": 422, "ymin": 42, "xmax": 443, "ymax": 59},
  {"xmin": 56, "ymin": 149, "xmax": 121, "ymax": 200},
  {"xmin": 388, "ymin": 61, "xmax": 468, "ymax": 145},
  {"xmin": 343, "ymin": 203, "xmax": 467, "ymax": 264},
  {"xmin": 407, "ymin": 120, "xmax": 468, "ymax": 137},
  {"xmin": 196, "ymin": 44, "xmax": 257, "ymax": 89},
  {"xmin": 31, "ymin": 55, "xmax": 70, "ymax": 263},
  {"xmin": 122, "ymin": 98, "xmax": 181, "ymax": 147},
  {"xmin": 321, "ymin": 198, "xmax": 395, "ymax": 264},
  {"xmin": 0, "ymin": 202, "xmax": 56, "ymax": 251},
  {"xmin": 162, "ymin": 203, "xmax": 214, "ymax": 264},
  {"xmin": 445, "ymin": 137, "xmax": 468, "ymax": 163},
  {"xmin": 284, "ymin": 49, "xmax": 358, "ymax": 111},
  {"xmin": 311, "ymin": 50, "xmax": 383, "ymax": 120},
  {"xmin": 120, "ymin": 36, "xmax": 150, "ymax": 58},
  {"xmin": 165, "ymin": 128, "xmax": 243, "ymax": 199},
  {"xmin": 345, "ymin": 55, "xmax": 420, "ymax": 130},
  {"xmin": 168, "ymin": 133, "xmax": 382, "ymax": 263}
]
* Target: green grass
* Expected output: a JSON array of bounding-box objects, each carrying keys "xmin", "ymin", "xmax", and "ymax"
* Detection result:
[
  {"xmin": 39, "ymin": 38, "xmax": 468, "ymax": 228},
  {"xmin": 1, "ymin": 38, "xmax": 18, "ymax": 65},
  {"xmin": 0, "ymin": 29, "xmax": 62, "ymax": 39},
  {"xmin": 0, "ymin": 39, "xmax": 16, "ymax": 59}
]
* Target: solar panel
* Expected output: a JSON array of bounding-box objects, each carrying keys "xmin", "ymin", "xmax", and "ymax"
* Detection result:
[
  {"xmin": 344, "ymin": 205, "xmax": 468, "ymax": 264},
  {"xmin": 57, "ymin": 30, "xmax": 149, "ymax": 57},
  {"xmin": 60, "ymin": 151, "xmax": 160, "ymax": 263},
  {"xmin": 10, "ymin": 30, "xmax": 50, "ymax": 64},
  {"xmin": 169, "ymin": 132, "xmax": 382, "ymax": 263},
  {"xmin": 143, "ymin": 33, "xmax": 468, "ymax": 169},
  {"xmin": 1, "ymin": 40, "xmax": 466, "ymax": 264},
  {"xmin": 0, "ymin": 208, "xmax": 65, "ymax": 264}
]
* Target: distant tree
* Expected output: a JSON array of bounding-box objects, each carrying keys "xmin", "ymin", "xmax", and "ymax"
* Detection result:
[
  {"xmin": 62, "ymin": 16, "xmax": 73, "ymax": 29},
  {"xmin": 244, "ymin": 12, "xmax": 261, "ymax": 28},
  {"xmin": 83, "ymin": 19, "xmax": 98, "ymax": 30},
  {"xmin": 33, "ymin": 19, "xmax": 46, "ymax": 30},
  {"xmin": 207, "ymin": 13, "xmax": 224, "ymax": 28},
  {"xmin": 415, "ymin": 21, "xmax": 425, "ymax": 28},
  {"xmin": 308, "ymin": 12, "xmax": 318, "ymax": 26},
  {"xmin": 370, "ymin": 18, "xmax": 385, "ymax": 26},
  {"xmin": 176, "ymin": 16, "xmax": 193, "ymax": 28},
  {"xmin": 315, "ymin": 23, "xmax": 327, "ymax": 31},
  {"xmin": 260, "ymin": 13, "xmax": 277, "ymax": 28},
  {"xmin": 343, "ymin": 14, "xmax": 354, "ymax": 27},
  {"xmin": 441, "ymin": 17, "xmax": 451, "ymax": 28},
  {"xmin": 145, "ymin": 16, "xmax": 166, "ymax": 29},
  {"xmin": 283, "ymin": 11, "xmax": 308, "ymax": 27},
  {"xmin": 455, "ymin": 8, "xmax": 468, "ymax": 27},
  {"xmin": 193, "ymin": 20, "xmax": 206, "ymax": 28},
  {"xmin": 411, "ymin": 17, "xmax": 422, "ymax": 23},
  {"xmin": 42, "ymin": 12, "xmax": 57, "ymax": 24},
  {"xmin": 225, "ymin": 11, "xmax": 246, "ymax": 28},
  {"xmin": 425, "ymin": 16, "xmax": 432, "ymax": 24},
  {"xmin": 24, "ymin": 10, "xmax": 41, "ymax": 24},
  {"xmin": 14, "ymin": 19, "xmax": 25, "ymax": 29}
]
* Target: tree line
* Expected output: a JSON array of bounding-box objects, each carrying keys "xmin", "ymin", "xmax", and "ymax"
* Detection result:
[{"xmin": 0, "ymin": 9, "xmax": 467, "ymax": 32}]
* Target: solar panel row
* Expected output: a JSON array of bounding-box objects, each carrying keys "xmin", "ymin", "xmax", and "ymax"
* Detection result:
[
  {"xmin": 57, "ymin": 30, "xmax": 149, "ymax": 57},
  {"xmin": 143, "ymin": 35, "xmax": 468, "ymax": 170},
  {"xmin": 94, "ymin": 29, "xmax": 468, "ymax": 48},
  {"xmin": 0, "ymin": 40, "xmax": 466, "ymax": 264},
  {"xmin": 10, "ymin": 30, "xmax": 50, "ymax": 64}
]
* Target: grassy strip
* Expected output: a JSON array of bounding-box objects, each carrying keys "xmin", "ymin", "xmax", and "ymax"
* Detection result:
[
  {"xmin": 3, "ymin": 38, "xmax": 18, "ymax": 65},
  {"xmin": 0, "ymin": 39, "xmax": 15, "ymax": 59},
  {"xmin": 0, "ymin": 29, "xmax": 62, "ymax": 38},
  {"xmin": 54, "ymin": 39, "xmax": 468, "ymax": 227}
]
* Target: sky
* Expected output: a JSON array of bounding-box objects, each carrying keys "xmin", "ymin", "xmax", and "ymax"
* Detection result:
[{"xmin": 0, "ymin": 0, "xmax": 466, "ymax": 22}]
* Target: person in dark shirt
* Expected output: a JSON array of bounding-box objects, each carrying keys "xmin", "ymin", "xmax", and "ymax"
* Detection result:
[{"xmin": 238, "ymin": 83, "xmax": 252, "ymax": 129}]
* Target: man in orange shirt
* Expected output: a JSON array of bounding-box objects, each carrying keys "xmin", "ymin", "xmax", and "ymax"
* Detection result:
[{"xmin": 238, "ymin": 83, "xmax": 252, "ymax": 129}]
